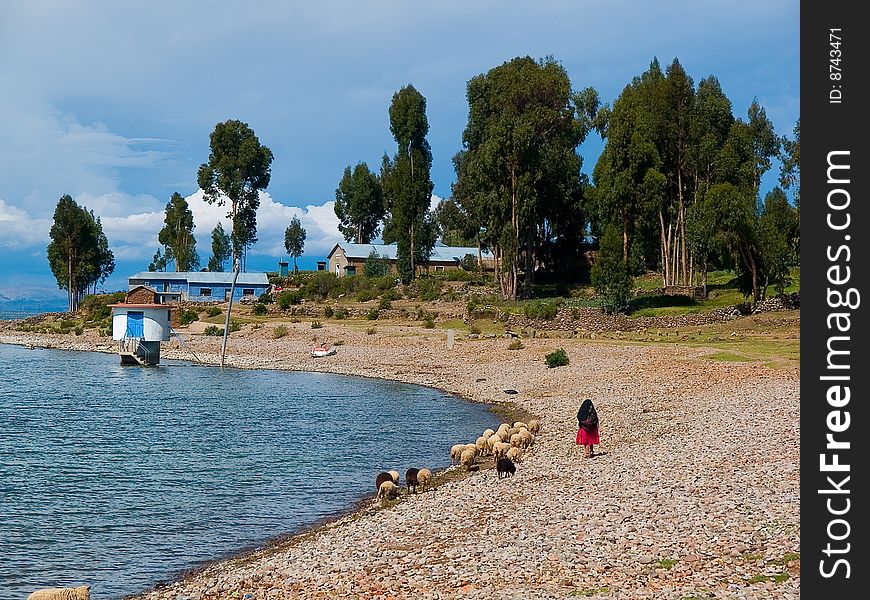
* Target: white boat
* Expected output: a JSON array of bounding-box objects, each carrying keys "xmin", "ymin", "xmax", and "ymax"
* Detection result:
[{"xmin": 311, "ymin": 344, "xmax": 337, "ymax": 358}]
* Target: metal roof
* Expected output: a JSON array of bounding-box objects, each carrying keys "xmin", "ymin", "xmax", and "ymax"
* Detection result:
[{"xmin": 128, "ymin": 271, "xmax": 270, "ymax": 285}]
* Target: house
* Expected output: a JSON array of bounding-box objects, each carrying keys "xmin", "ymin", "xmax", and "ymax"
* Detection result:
[
  {"xmin": 127, "ymin": 271, "xmax": 271, "ymax": 302},
  {"xmin": 326, "ymin": 243, "xmax": 493, "ymax": 277},
  {"xmin": 110, "ymin": 299, "xmax": 172, "ymax": 365}
]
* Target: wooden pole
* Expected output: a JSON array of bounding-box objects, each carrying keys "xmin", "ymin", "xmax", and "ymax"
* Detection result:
[{"xmin": 220, "ymin": 257, "xmax": 240, "ymax": 369}]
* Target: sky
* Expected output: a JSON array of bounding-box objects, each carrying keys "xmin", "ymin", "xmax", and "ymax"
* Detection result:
[{"xmin": 0, "ymin": 1, "xmax": 799, "ymax": 298}]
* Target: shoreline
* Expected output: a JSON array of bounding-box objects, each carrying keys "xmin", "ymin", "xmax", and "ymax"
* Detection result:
[{"xmin": 1, "ymin": 313, "xmax": 800, "ymax": 599}]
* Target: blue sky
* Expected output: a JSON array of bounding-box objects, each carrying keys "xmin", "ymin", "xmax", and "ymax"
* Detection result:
[{"xmin": 0, "ymin": 1, "xmax": 799, "ymax": 298}]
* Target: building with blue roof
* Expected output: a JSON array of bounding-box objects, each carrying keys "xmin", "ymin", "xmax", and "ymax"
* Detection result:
[{"xmin": 127, "ymin": 271, "xmax": 271, "ymax": 302}]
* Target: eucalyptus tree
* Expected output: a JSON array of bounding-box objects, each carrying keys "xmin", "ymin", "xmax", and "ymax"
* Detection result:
[
  {"xmin": 208, "ymin": 222, "xmax": 231, "ymax": 272},
  {"xmin": 381, "ymin": 84, "xmax": 434, "ymax": 282},
  {"xmin": 334, "ymin": 162, "xmax": 384, "ymax": 243},
  {"xmin": 149, "ymin": 248, "xmax": 168, "ymax": 272},
  {"xmin": 197, "ymin": 119, "xmax": 273, "ymax": 265},
  {"xmin": 779, "ymin": 118, "xmax": 800, "ymax": 206},
  {"xmin": 454, "ymin": 56, "xmax": 594, "ymax": 299},
  {"xmin": 158, "ymin": 192, "xmax": 199, "ymax": 271},
  {"xmin": 284, "ymin": 215, "xmax": 306, "ymax": 273},
  {"xmin": 47, "ymin": 195, "xmax": 115, "ymax": 311}
]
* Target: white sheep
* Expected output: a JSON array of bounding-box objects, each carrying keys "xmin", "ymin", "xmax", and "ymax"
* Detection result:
[
  {"xmin": 487, "ymin": 433, "xmax": 502, "ymax": 452},
  {"xmin": 450, "ymin": 443, "xmax": 467, "ymax": 463},
  {"xmin": 475, "ymin": 435, "xmax": 489, "ymax": 454},
  {"xmin": 506, "ymin": 447, "xmax": 523, "ymax": 462},
  {"xmin": 27, "ymin": 586, "xmax": 90, "ymax": 600},
  {"xmin": 460, "ymin": 447, "xmax": 477, "ymax": 470},
  {"xmin": 417, "ymin": 467, "xmax": 433, "ymax": 492},
  {"xmin": 388, "ymin": 470, "xmax": 400, "ymax": 485},
  {"xmin": 482, "ymin": 428, "xmax": 495, "ymax": 439},
  {"xmin": 520, "ymin": 429, "xmax": 535, "ymax": 449},
  {"xmin": 513, "ymin": 421, "xmax": 527, "ymax": 430},
  {"xmin": 510, "ymin": 432, "xmax": 523, "ymax": 448},
  {"xmin": 527, "ymin": 419, "xmax": 540, "ymax": 434},
  {"xmin": 493, "ymin": 441, "xmax": 512, "ymax": 459},
  {"xmin": 377, "ymin": 480, "xmax": 399, "ymax": 501}
]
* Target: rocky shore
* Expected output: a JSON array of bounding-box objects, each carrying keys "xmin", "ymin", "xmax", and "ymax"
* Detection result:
[{"xmin": 0, "ymin": 315, "xmax": 800, "ymax": 599}]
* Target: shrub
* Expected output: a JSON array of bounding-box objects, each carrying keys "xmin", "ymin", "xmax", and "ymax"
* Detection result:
[
  {"xmin": 508, "ymin": 339, "xmax": 524, "ymax": 350},
  {"xmin": 60, "ymin": 319, "xmax": 77, "ymax": 329},
  {"xmin": 523, "ymin": 300, "xmax": 560, "ymax": 321},
  {"xmin": 74, "ymin": 326, "xmax": 84, "ymax": 336},
  {"xmin": 252, "ymin": 303, "xmax": 268, "ymax": 316},
  {"xmin": 378, "ymin": 297, "xmax": 392, "ymax": 310},
  {"xmin": 323, "ymin": 306, "xmax": 334, "ymax": 318},
  {"xmin": 367, "ymin": 308, "xmax": 379, "ymax": 320},
  {"xmin": 334, "ymin": 308, "xmax": 347, "ymax": 320},
  {"xmin": 257, "ymin": 292, "xmax": 273, "ymax": 304},
  {"xmin": 311, "ymin": 320, "xmax": 323, "ymax": 329},
  {"xmin": 272, "ymin": 325, "xmax": 288, "ymax": 339},
  {"xmin": 204, "ymin": 325, "xmax": 224, "ymax": 336},
  {"xmin": 466, "ymin": 299, "xmax": 478, "ymax": 314},
  {"xmin": 469, "ymin": 324, "xmax": 482, "ymax": 335},
  {"xmin": 545, "ymin": 348, "xmax": 570, "ymax": 368},
  {"xmin": 229, "ymin": 320, "xmax": 241, "ymax": 333},
  {"xmin": 591, "ymin": 224, "xmax": 634, "ymax": 314},
  {"xmin": 366, "ymin": 327, "xmax": 376, "ymax": 335},
  {"xmin": 355, "ymin": 290, "xmax": 375, "ymax": 302},
  {"xmin": 180, "ymin": 308, "xmax": 199, "ymax": 325},
  {"xmin": 364, "ymin": 250, "xmax": 392, "ymax": 278},
  {"xmin": 206, "ymin": 306, "xmax": 222, "ymax": 318},
  {"xmin": 459, "ymin": 253, "xmax": 477, "ymax": 272},
  {"xmin": 417, "ymin": 277, "xmax": 442, "ymax": 301},
  {"xmin": 277, "ymin": 290, "xmax": 303, "ymax": 310},
  {"xmin": 423, "ymin": 316, "xmax": 435, "ymax": 329}
]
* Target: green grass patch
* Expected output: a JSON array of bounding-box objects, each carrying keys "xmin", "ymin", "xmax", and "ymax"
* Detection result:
[
  {"xmin": 706, "ymin": 351, "xmax": 751, "ymax": 362},
  {"xmin": 770, "ymin": 552, "xmax": 800, "ymax": 565},
  {"xmin": 569, "ymin": 588, "xmax": 610, "ymax": 597},
  {"xmin": 653, "ymin": 558, "xmax": 679, "ymax": 569}
]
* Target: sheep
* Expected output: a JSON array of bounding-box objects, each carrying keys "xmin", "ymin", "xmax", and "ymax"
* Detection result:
[
  {"xmin": 520, "ymin": 429, "xmax": 535, "ymax": 449},
  {"xmin": 492, "ymin": 441, "xmax": 512, "ymax": 460},
  {"xmin": 527, "ymin": 419, "xmax": 540, "ymax": 434},
  {"xmin": 375, "ymin": 471, "xmax": 393, "ymax": 492},
  {"xmin": 487, "ymin": 433, "xmax": 502, "ymax": 452},
  {"xmin": 506, "ymin": 447, "xmax": 523, "ymax": 462},
  {"xmin": 405, "ymin": 468, "xmax": 420, "ymax": 494},
  {"xmin": 510, "ymin": 432, "xmax": 523, "ymax": 448},
  {"xmin": 460, "ymin": 447, "xmax": 477, "ymax": 470},
  {"xmin": 496, "ymin": 457, "xmax": 516, "ymax": 478},
  {"xmin": 417, "ymin": 467, "xmax": 433, "ymax": 492},
  {"xmin": 513, "ymin": 421, "xmax": 527, "ymax": 430},
  {"xmin": 388, "ymin": 470, "xmax": 400, "ymax": 485},
  {"xmin": 450, "ymin": 443, "xmax": 467, "ymax": 463},
  {"xmin": 475, "ymin": 435, "xmax": 489, "ymax": 454},
  {"xmin": 27, "ymin": 586, "xmax": 90, "ymax": 600},
  {"xmin": 377, "ymin": 480, "xmax": 399, "ymax": 501},
  {"xmin": 482, "ymin": 428, "xmax": 495, "ymax": 439}
]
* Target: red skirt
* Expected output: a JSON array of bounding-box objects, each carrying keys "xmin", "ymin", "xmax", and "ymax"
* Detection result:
[{"xmin": 576, "ymin": 427, "xmax": 600, "ymax": 445}]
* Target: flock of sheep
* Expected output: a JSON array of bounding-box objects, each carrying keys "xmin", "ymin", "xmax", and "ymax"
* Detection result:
[{"xmin": 374, "ymin": 418, "xmax": 541, "ymax": 503}]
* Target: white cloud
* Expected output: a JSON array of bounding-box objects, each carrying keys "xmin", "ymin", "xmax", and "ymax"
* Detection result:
[{"xmin": 0, "ymin": 198, "xmax": 51, "ymax": 247}]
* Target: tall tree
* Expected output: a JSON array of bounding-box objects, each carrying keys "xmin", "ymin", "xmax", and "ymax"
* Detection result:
[
  {"xmin": 284, "ymin": 215, "xmax": 306, "ymax": 273},
  {"xmin": 758, "ymin": 187, "xmax": 799, "ymax": 295},
  {"xmin": 381, "ymin": 84, "xmax": 434, "ymax": 282},
  {"xmin": 197, "ymin": 119, "xmax": 273, "ymax": 266},
  {"xmin": 334, "ymin": 162, "xmax": 384, "ymax": 243},
  {"xmin": 779, "ymin": 118, "xmax": 800, "ymax": 206},
  {"xmin": 454, "ymin": 56, "xmax": 594, "ymax": 299},
  {"xmin": 47, "ymin": 195, "xmax": 114, "ymax": 311},
  {"xmin": 208, "ymin": 223, "xmax": 232, "ymax": 272},
  {"xmin": 231, "ymin": 204, "xmax": 258, "ymax": 272},
  {"xmin": 158, "ymin": 192, "xmax": 199, "ymax": 271},
  {"xmin": 149, "ymin": 248, "xmax": 168, "ymax": 272}
]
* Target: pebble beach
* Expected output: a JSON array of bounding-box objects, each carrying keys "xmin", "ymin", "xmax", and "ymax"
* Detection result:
[{"xmin": 0, "ymin": 314, "xmax": 800, "ymax": 599}]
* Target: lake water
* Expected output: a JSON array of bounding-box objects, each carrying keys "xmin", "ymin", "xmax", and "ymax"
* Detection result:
[{"xmin": 0, "ymin": 343, "xmax": 498, "ymax": 599}]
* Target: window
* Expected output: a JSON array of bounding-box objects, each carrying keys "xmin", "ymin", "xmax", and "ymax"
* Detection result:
[
  {"xmin": 435, "ymin": 266, "xmax": 444, "ymax": 272},
  {"xmin": 344, "ymin": 265, "xmax": 357, "ymax": 276},
  {"xmin": 200, "ymin": 287, "xmax": 212, "ymax": 297},
  {"xmin": 242, "ymin": 288, "xmax": 255, "ymax": 297}
]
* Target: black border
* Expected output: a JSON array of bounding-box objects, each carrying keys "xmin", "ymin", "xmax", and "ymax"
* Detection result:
[{"xmin": 801, "ymin": 2, "xmax": 868, "ymax": 596}]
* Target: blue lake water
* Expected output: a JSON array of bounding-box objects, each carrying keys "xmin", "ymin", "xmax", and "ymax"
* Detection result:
[{"xmin": 0, "ymin": 343, "xmax": 499, "ymax": 599}]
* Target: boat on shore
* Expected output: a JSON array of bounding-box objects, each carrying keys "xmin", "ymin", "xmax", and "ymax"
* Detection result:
[{"xmin": 311, "ymin": 343, "xmax": 337, "ymax": 358}]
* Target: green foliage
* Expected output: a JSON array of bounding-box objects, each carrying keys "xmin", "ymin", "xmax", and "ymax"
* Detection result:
[
  {"xmin": 523, "ymin": 300, "xmax": 560, "ymax": 320},
  {"xmin": 208, "ymin": 223, "xmax": 232, "ymax": 272},
  {"xmin": 149, "ymin": 248, "xmax": 168, "ymax": 272},
  {"xmin": 284, "ymin": 215, "xmax": 306, "ymax": 272},
  {"xmin": 272, "ymin": 325, "xmax": 288, "ymax": 339},
  {"xmin": 310, "ymin": 320, "xmax": 323, "ymax": 329},
  {"xmin": 334, "ymin": 162, "xmax": 385, "ymax": 243},
  {"xmin": 416, "ymin": 277, "xmax": 442, "ymax": 301},
  {"xmin": 179, "ymin": 308, "xmax": 199, "ymax": 325},
  {"xmin": 277, "ymin": 290, "xmax": 303, "ymax": 309},
  {"xmin": 206, "ymin": 306, "xmax": 222, "ymax": 318},
  {"xmin": 469, "ymin": 324, "xmax": 482, "ymax": 335},
  {"xmin": 159, "ymin": 192, "xmax": 199, "ymax": 271},
  {"xmin": 381, "ymin": 84, "xmax": 435, "ymax": 281},
  {"xmin": 203, "ymin": 325, "xmax": 224, "ymax": 336},
  {"xmin": 47, "ymin": 195, "xmax": 115, "ymax": 311},
  {"xmin": 459, "ymin": 253, "xmax": 478, "ymax": 272},
  {"xmin": 197, "ymin": 120, "xmax": 273, "ymax": 264},
  {"xmin": 545, "ymin": 348, "xmax": 570, "ymax": 368},
  {"xmin": 364, "ymin": 250, "xmax": 391, "ymax": 278},
  {"xmin": 508, "ymin": 339, "xmax": 525, "ymax": 350},
  {"xmin": 423, "ymin": 316, "xmax": 435, "ymax": 328},
  {"xmin": 333, "ymin": 308, "xmax": 347, "ymax": 319},
  {"xmin": 257, "ymin": 292, "xmax": 273, "ymax": 304},
  {"xmin": 355, "ymin": 289, "xmax": 375, "ymax": 302},
  {"xmin": 80, "ymin": 292, "xmax": 125, "ymax": 320},
  {"xmin": 591, "ymin": 225, "xmax": 634, "ymax": 314},
  {"xmin": 323, "ymin": 306, "xmax": 334, "ymax": 318},
  {"xmin": 378, "ymin": 297, "xmax": 392, "ymax": 310},
  {"xmin": 366, "ymin": 308, "xmax": 380, "ymax": 320},
  {"xmin": 252, "ymin": 303, "xmax": 268, "ymax": 316}
]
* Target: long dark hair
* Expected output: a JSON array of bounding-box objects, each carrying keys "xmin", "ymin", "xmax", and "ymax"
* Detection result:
[{"xmin": 577, "ymin": 398, "xmax": 598, "ymax": 427}]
